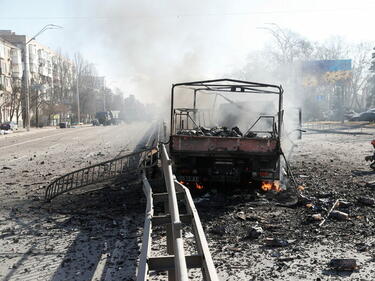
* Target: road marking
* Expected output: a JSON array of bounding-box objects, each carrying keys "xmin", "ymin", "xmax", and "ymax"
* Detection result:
[
  {"xmin": 0, "ymin": 128, "xmax": 91, "ymax": 151},
  {"xmin": 91, "ymin": 252, "xmax": 110, "ymax": 281},
  {"xmin": 49, "ymin": 143, "xmax": 61, "ymax": 149},
  {"xmin": 8, "ymin": 155, "xmax": 27, "ymax": 163}
]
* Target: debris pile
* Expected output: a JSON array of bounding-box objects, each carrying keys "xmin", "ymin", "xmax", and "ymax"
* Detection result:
[
  {"xmin": 177, "ymin": 126, "xmax": 258, "ymax": 138},
  {"xmin": 181, "ymin": 131, "xmax": 375, "ymax": 280},
  {"xmin": 329, "ymin": 259, "xmax": 358, "ymax": 271}
]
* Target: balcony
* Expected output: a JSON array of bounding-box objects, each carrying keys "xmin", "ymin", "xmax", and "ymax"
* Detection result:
[
  {"xmin": 30, "ymin": 63, "xmax": 38, "ymax": 73},
  {"xmin": 11, "ymin": 49, "xmax": 21, "ymax": 64},
  {"xmin": 12, "ymin": 64, "xmax": 23, "ymax": 78},
  {"xmin": 39, "ymin": 66, "xmax": 49, "ymax": 76},
  {"xmin": 0, "ymin": 46, "xmax": 4, "ymax": 59}
]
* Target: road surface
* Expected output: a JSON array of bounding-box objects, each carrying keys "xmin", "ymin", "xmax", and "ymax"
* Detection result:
[{"xmin": 0, "ymin": 122, "xmax": 149, "ymax": 281}]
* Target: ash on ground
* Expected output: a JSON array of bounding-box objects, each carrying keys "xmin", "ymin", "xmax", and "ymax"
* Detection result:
[{"xmin": 193, "ymin": 131, "xmax": 375, "ymax": 280}]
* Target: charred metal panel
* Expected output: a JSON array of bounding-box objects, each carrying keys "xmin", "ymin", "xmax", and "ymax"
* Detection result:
[{"xmin": 171, "ymin": 135, "xmax": 277, "ymax": 153}]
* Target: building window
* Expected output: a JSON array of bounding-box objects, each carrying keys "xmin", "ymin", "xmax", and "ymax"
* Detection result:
[{"xmin": 0, "ymin": 45, "xmax": 4, "ymax": 58}]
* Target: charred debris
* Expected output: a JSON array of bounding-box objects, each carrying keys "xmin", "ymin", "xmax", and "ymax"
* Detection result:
[{"xmin": 177, "ymin": 126, "xmax": 257, "ymax": 138}]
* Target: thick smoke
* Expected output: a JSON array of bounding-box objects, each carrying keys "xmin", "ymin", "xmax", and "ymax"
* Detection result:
[
  {"xmin": 84, "ymin": 0, "xmax": 301, "ymax": 150},
  {"xmin": 86, "ymin": 1, "xmax": 241, "ymax": 106}
]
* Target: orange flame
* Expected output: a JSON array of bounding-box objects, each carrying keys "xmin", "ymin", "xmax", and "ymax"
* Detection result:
[
  {"xmin": 195, "ymin": 183, "xmax": 204, "ymax": 190},
  {"xmin": 179, "ymin": 181, "xmax": 204, "ymax": 190},
  {"xmin": 261, "ymin": 181, "xmax": 282, "ymax": 192}
]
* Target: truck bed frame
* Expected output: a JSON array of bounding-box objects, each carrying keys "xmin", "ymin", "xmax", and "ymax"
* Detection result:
[{"xmin": 169, "ymin": 78, "xmax": 284, "ymax": 189}]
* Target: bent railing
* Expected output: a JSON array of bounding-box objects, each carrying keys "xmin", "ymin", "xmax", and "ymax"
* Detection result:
[
  {"xmin": 44, "ymin": 148, "xmax": 158, "ymax": 202},
  {"xmin": 44, "ymin": 122, "xmax": 162, "ymax": 202}
]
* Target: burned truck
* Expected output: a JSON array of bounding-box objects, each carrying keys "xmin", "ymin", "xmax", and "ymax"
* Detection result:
[{"xmin": 169, "ymin": 79, "xmax": 284, "ymax": 191}]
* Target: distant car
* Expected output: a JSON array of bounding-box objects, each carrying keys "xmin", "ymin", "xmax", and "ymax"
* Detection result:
[
  {"xmin": 59, "ymin": 122, "xmax": 69, "ymax": 128},
  {"xmin": 111, "ymin": 118, "xmax": 122, "ymax": 125},
  {"xmin": 92, "ymin": 119, "xmax": 100, "ymax": 126},
  {"xmin": 350, "ymin": 111, "xmax": 375, "ymax": 122},
  {"xmin": 0, "ymin": 121, "xmax": 18, "ymax": 131},
  {"xmin": 344, "ymin": 110, "xmax": 357, "ymax": 120}
]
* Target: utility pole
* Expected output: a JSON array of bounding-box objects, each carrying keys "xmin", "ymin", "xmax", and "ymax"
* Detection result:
[
  {"xmin": 103, "ymin": 90, "xmax": 106, "ymax": 111},
  {"xmin": 76, "ymin": 71, "xmax": 80, "ymax": 124},
  {"xmin": 24, "ymin": 24, "xmax": 62, "ymax": 131},
  {"xmin": 369, "ymin": 47, "xmax": 375, "ymax": 108},
  {"xmin": 103, "ymin": 77, "xmax": 106, "ymax": 111},
  {"xmin": 24, "ymin": 45, "xmax": 31, "ymax": 131}
]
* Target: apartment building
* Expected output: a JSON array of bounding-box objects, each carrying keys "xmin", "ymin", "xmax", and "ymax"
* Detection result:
[
  {"xmin": 0, "ymin": 30, "xmax": 108, "ymax": 127},
  {"xmin": 0, "ymin": 30, "xmax": 74, "ymax": 125},
  {"xmin": 0, "ymin": 37, "xmax": 22, "ymax": 122},
  {"xmin": 0, "ymin": 38, "xmax": 14, "ymax": 92}
]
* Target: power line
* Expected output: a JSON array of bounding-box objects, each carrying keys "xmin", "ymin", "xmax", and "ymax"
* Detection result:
[{"xmin": 0, "ymin": 7, "xmax": 374, "ymax": 21}]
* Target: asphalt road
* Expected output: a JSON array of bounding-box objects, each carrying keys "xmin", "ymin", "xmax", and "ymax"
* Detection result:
[
  {"xmin": 0, "ymin": 124, "xmax": 145, "ymax": 166},
  {"xmin": 0, "ymin": 122, "xmax": 150, "ymax": 281}
]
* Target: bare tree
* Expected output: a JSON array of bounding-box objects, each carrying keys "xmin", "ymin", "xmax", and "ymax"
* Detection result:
[
  {"xmin": 8, "ymin": 77, "xmax": 22, "ymax": 122},
  {"xmin": 347, "ymin": 42, "xmax": 372, "ymax": 111},
  {"xmin": 314, "ymin": 37, "xmax": 349, "ymax": 60},
  {"xmin": 74, "ymin": 52, "xmax": 100, "ymax": 121},
  {"xmin": 0, "ymin": 77, "xmax": 22, "ymax": 123},
  {"xmin": 261, "ymin": 24, "xmax": 314, "ymax": 65},
  {"xmin": 241, "ymin": 26, "xmax": 373, "ymax": 120},
  {"xmin": 54, "ymin": 50, "xmax": 74, "ymax": 104},
  {"xmin": 29, "ymin": 75, "xmax": 53, "ymax": 127}
]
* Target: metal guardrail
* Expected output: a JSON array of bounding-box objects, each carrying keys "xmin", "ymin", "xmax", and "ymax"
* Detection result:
[
  {"xmin": 44, "ymin": 148, "xmax": 157, "ymax": 201},
  {"xmin": 160, "ymin": 144, "xmax": 189, "ymax": 281},
  {"xmin": 44, "ymin": 123, "xmax": 161, "ymax": 202},
  {"xmin": 137, "ymin": 144, "xmax": 219, "ymax": 281},
  {"xmin": 303, "ymin": 122, "xmax": 367, "ymax": 134},
  {"xmin": 174, "ymin": 181, "xmax": 219, "ymax": 280},
  {"xmin": 138, "ymin": 172, "xmax": 154, "ymax": 281}
]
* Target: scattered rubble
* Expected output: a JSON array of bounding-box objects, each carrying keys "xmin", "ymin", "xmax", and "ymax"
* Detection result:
[
  {"xmin": 329, "ymin": 259, "xmax": 358, "ymax": 271},
  {"xmin": 365, "ymin": 180, "xmax": 375, "ymax": 189},
  {"xmin": 246, "ymin": 226, "xmax": 263, "ymax": 239},
  {"xmin": 311, "ymin": 213, "xmax": 323, "ymax": 221},
  {"xmin": 337, "ymin": 200, "xmax": 351, "ymax": 208},
  {"xmin": 264, "ymin": 238, "xmax": 289, "ymax": 247},
  {"xmin": 319, "ymin": 199, "xmax": 340, "ymax": 226},
  {"xmin": 329, "ymin": 210, "xmax": 349, "ymax": 221},
  {"xmin": 2, "ymin": 124, "xmax": 375, "ymax": 280},
  {"xmin": 356, "ymin": 242, "xmax": 370, "ymax": 252},
  {"xmin": 211, "ymin": 225, "xmax": 227, "ymax": 236},
  {"xmin": 358, "ymin": 196, "xmax": 375, "ymax": 206},
  {"xmin": 0, "ymin": 123, "xmax": 149, "ymax": 280},
  {"xmin": 236, "ymin": 211, "xmax": 246, "ymax": 221},
  {"xmin": 192, "ymin": 131, "xmax": 375, "ymax": 280}
]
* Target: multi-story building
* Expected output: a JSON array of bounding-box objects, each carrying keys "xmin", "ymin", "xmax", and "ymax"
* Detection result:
[
  {"xmin": 0, "ymin": 37, "xmax": 22, "ymax": 123},
  {"xmin": 0, "ymin": 38, "xmax": 14, "ymax": 92},
  {"xmin": 0, "ymin": 30, "xmax": 108, "ymax": 127},
  {"xmin": 0, "ymin": 30, "xmax": 74, "ymax": 125}
]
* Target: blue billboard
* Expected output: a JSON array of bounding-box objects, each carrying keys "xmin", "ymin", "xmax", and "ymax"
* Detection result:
[{"xmin": 301, "ymin": 60, "xmax": 352, "ymax": 74}]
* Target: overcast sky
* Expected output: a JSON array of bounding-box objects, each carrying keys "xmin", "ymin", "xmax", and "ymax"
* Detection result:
[{"xmin": 1, "ymin": 0, "xmax": 374, "ymax": 100}]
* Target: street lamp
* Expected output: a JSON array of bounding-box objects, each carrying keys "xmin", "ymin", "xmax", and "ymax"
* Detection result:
[{"xmin": 24, "ymin": 24, "xmax": 62, "ymax": 131}]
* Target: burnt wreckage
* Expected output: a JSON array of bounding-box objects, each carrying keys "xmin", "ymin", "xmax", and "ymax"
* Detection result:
[{"xmin": 169, "ymin": 79, "xmax": 284, "ymax": 190}]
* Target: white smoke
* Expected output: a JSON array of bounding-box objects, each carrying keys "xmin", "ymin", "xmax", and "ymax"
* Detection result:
[{"xmin": 80, "ymin": 0, "xmax": 258, "ymax": 105}]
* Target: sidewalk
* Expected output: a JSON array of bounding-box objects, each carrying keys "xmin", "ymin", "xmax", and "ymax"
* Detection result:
[{"xmin": 0, "ymin": 125, "xmax": 92, "ymax": 139}]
